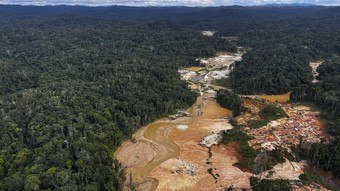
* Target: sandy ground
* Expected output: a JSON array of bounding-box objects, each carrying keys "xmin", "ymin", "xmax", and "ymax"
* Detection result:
[
  {"xmin": 310, "ymin": 61, "xmax": 324, "ymax": 83},
  {"xmin": 200, "ymin": 52, "xmax": 242, "ymax": 69},
  {"xmin": 246, "ymin": 103, "xmax": 332, "ymax": 151},
  {"xmin": 115, "ymin": 52, "xmax": 246, "ymax": 191},
  {"xmin": 141, "ymin": 51, "xmax": 252, "ymax": 190},
  {"xmin": 150, "ymin": 142, "xmax": 253, "ymax": 191},
  {"xmin": 243, "ymin": 92, "xmax": 291, "ymax": 103},
  {"xmin": 262, "ymin": 160, "xmax": 305, "ymax": 180},
  {"xmin": 114, "ymin": 118, "xmax": 188, "ymax": 190},
  {"xmin": 185, "ymin": 66, "xmax": 205, "ymax": 72},
  {"xmin": 115, "ymin": 92, "xmax": 242, "ymax": 191},
  {"xmin": 258, "ymin": 92, "xmax": 291, "ymax": 102},
  {"xmin": 202, "ymin": 31, "xmax": 216, "ymax": 37},
  {"xmin": 149, "ymin": 99, "xmax": 252, "ymax": 191}
]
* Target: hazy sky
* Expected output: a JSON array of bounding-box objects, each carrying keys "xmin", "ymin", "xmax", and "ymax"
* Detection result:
[{"xmin": 0, "ymin": 0, "xmax": 339, "ymax": 6}]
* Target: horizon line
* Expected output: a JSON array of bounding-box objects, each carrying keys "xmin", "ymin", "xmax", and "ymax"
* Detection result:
[{"xmin": 0, "ymin": 3, "xmax": 338, "ymax": 8}]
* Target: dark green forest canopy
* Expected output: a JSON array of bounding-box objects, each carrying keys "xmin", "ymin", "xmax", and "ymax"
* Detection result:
[
  {"xmin": 0, "ymin": 5, "xmax": 340, "ymax": 190},
  {"xmin": 0, "ymin": 14, "xmax": 235, "ymax": 190},
  {"xmin": 216, "ymin": 89, "xmax": 244, "ymax": 116},
  {"xmin": 1, "ymin": 6, "xmax": 340, "ymax": 96}
]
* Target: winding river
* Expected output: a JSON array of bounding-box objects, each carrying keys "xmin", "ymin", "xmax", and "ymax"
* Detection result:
[
  {"xmin": 114, "ymin": 51, "xmax": 243, "ymax": 191},
  {"xmin": 135, "ymin": 122, "xmax": 181, "ymax": 190}
]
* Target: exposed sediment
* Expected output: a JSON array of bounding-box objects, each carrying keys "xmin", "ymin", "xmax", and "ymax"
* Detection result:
[
  {"xmin": 114, "ymin": 51, "xmax": 243, "ymax": 190},
  {"xmin": 115, "ymin": 50, "xmax": 331, "ymax": 191}
]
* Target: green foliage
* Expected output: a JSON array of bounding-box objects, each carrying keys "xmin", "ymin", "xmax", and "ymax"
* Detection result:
[
  {"xmin": 231, "ymin": 45, "xmax": 315, "ymax": 95},
  {"xmin": 212, "ymin": 78, "xmax": 232, "ymax": 89},
  {"xmin": 46, "ymin": 167, "xmax": 57, "ymax": 175},
  {"xmin": 0, "ymin": 173, "xmax": 24, "ymax": 191},
  {"xmin": 292, "ymin": 58, "xmax": 340, "ymax": 178},
  {"xmin": 220, "ymin": 129, "xmax": 253, "ymax": 144},
  {"xmin": 237, "ymin": 144, "xmax": 258, "ymax": 170},
  {"xmin": 250, "ymin": 177, "xmax": 290, "ymax": 191},
  {"xmin": 248, "ymin": 120, "xmax": 270, "ymax": 129},
  {"xmin": 221, "ymin": 129, "xmax": 287, "ymax": 173},
  {"xmin": 0, "ymin": 5, "xmax": 339, "ymax": 190},
  {"xmin": 226, "ymin": 185, "xmax": 234, "ymax": 191},
  {"xmin": 216, "ymin": 89, "xmax": 244, "ymax": 116},
  {"xmin": 259, "ymin": 105, "xmax": 288, "ymax": 120},
  {"xmin": 207, "ymin": 168, "xmax": 217, "ymax": 179},
  {"xmin": 267, "ymin": 149, "xmax": 286, "ymax": 165},
  {"xmin": 294, "ymin": 139, "xmax": 340, "ymax": 178},
  {"xmin": 249, "ymin": 105, "xmax": 288, "ymax": 129},
  {"xmin": 0, "ymin": 12, "xmax": 235, "ymax": 190},
  {"xmin": 24, "ymin": 175, "xmax": 41, "ymax": 191},
  {"xmin": 299, "ymin": 173, "xmax": 333, "ymax": 190},
  {"xmin": 252, "ymin": 148, "xmax": 288, "ymax": 174},
  {"xmin": 220, "ymin": 129, "xmax": 257, "ymax": 171},
  {"xmin": 0, "ymin": 157, "xmax": 5, "ymax": 177},
  {"xmin": 301, "ymin": 58, "xmax": 340, "ymax": 115}
]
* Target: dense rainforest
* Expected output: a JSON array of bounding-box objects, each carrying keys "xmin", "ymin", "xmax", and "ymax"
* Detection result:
[
  {"xmin": 0, "ymin": 13, "xmax": 235, "ymax": 190},
  {"xmin": 0, "ymin": 4, "xmax": 340, "ymax": 190}
]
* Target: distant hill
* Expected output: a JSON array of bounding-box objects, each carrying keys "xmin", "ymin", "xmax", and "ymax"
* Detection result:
[{"xmin": 260, "ymin": 3, "xmax": 317, "ymax": 7}]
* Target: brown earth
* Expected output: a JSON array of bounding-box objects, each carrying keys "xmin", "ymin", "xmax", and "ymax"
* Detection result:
[
  {"xmin": 114, "ymin": 118, "xmax": 187, "ymax": 190},
  {"xmin": 148, "ymin": 95, "xmax": 252, "ymax": 191},
  {"xmin": 114, "ymin": 92, "xmax": 244, "ymax": 191},
  {"xmin": 114, "ymin": 51, "xmax": 331, "ymax": 191},
  {"xmin": 258, "ymin": 92, "xmax": 291, "ymax": 103}
]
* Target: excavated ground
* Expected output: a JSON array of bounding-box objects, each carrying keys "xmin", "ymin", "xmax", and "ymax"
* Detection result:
[
  {"xmin": 115, "ymin": 50, "xmax": 331, "ymax": 191},
  {"xmin": 114, "ymin": 52, "xmax": 246, "ymax": 191}
]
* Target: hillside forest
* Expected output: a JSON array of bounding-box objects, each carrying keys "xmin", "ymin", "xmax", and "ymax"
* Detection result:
[{"xmin": 0, "ymin": 5, "xmax": 339, "ymax": 190}]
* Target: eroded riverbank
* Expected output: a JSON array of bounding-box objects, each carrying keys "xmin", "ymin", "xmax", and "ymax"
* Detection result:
[
  {"xmin": 114, "ymin": 51, "xmax": 243, "ymax": 190},
  {"xmin": 114, "ymin": 49, "xmax": 331, "ymax": 191}
]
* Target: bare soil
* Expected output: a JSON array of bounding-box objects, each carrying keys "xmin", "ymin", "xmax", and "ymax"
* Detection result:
[{"xmin": 114, "ymin": 51, "xmax": 330, "ymax": 191}]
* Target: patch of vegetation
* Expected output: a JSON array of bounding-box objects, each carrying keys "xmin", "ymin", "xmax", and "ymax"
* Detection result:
[
  {"xmin": 212, "ymin": 78, "xmax": 232, "ymax": 89},
  {"xmin": 220, "ymin": 129, "xmax": 257, "ymax": 171},
  {"xmin": 237, "ymin": 144, "xmax": 258, "ymax": 170},
  {"xmin": 259, "ymin": 105, "xmax": 288, "ymax": 120},
  {"xmin": 268, "ymin": 148, "xmax": 292, "ymax": 164},
  {"xmin": 254, "ymin": 148, "xmax": 292, "ymax": 174},
  {"xmin": 208, "ymin": 147, "xmax": 213, "ymax": 158},
  {"xmin": 206, "ymin": 147, "xmax": 213, "ymax": 165},
  {"xmin": 250, "ymin": 177, "xmax": 290, "ymax": 191},
  {"xmin": 220, "ymin": 129, "xmax": 253, "ymax": 143},
  {"xmin": 248, "ymin": 105, "xmax": 288, "ymax": 129},
  {"xmin": 226, "ymin": 185, "xmax": 234, "ymax": 191},
  {"xmin": 216, "ymin": 89, "xmax": 246, "ymax": 116},
  {"xmin": 220, "ymin": 128, "xmax": 288, "ymax": 173},
  {"xmin": 299, "ymin": 173, "xmax": 333, "ymax": 190},
  {"xmin": 248, "ymin": 120, "xmax": 270, "ymax": 129},
  {"xmin": 293, "ymin": 115, "xmax": 340, "ymax": 178},
  {"xmin": 207, "ymin": 168, "xmax": 217, "ymax": 179}
]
